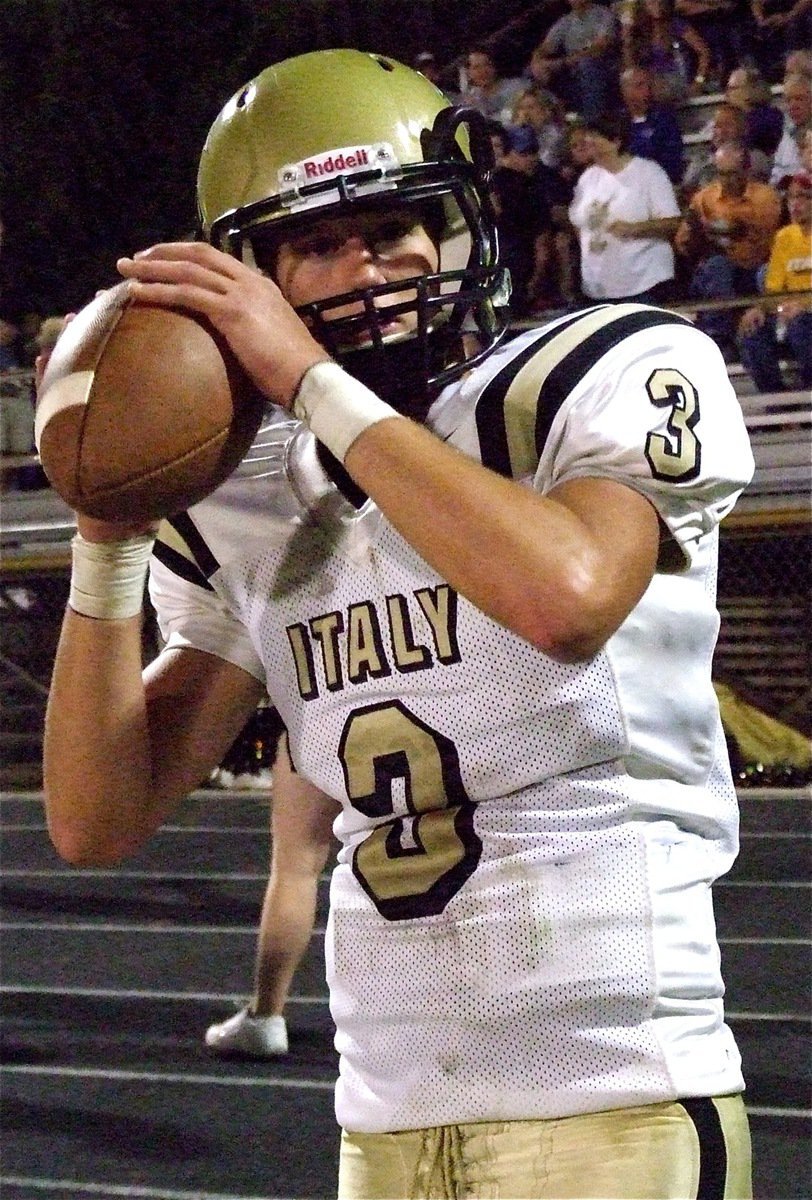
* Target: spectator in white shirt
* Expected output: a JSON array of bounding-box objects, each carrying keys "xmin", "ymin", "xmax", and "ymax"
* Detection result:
[{"xmin": 569, "ymin": 111, "xmax": 682, "ymax": 302}]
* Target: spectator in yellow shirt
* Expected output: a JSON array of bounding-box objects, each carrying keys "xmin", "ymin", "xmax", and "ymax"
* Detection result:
[
  {"xmin": 675, "ymin": 139, "xmax": 783, "ymax": 353},
  {"xmin": 737, "ymin": 171, "xmax": 812, "ymax": 390}
]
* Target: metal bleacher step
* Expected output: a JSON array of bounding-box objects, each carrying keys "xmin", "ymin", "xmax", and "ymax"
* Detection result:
[
  {"xmin": 738, "ymin": 789, "xmax": 812, "ymax": 835},
  {"xmin": 676, "ymin": 90, "xmax": 723, "ymax": 136}
]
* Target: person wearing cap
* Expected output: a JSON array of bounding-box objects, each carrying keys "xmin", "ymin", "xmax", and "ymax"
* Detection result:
[
  {"xmin": 737, "ymin": 170, "xmax": 812, "ymax": 391},
  {"xmin": 412, "ymin": 50, "xmax": 446, "ymax": 92},
  {"xmin": 489, "ymin": 123, "xmax": 557, "ymax": 314},
  {"xmin": 511, "ymin": 84, "xmax": 569, "ymax": 170}
]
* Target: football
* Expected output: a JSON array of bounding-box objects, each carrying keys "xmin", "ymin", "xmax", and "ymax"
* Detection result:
[{"xmin": 35, "ymin": 283, "xmax": 267, "ymax": 522}]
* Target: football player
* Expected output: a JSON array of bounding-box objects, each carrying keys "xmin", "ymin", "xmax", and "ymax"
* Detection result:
[{"xmin": 44, "ymin": 49, "xmax": 755, "ymax": 1198}]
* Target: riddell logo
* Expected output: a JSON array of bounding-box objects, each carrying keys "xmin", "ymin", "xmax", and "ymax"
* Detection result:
[
  {"xmin": 278, "ymin": 143, "xmax": 397, "ymax": 192},
  {"xmin": 303, "ymin": 147, "xmax": 370, "ymax": 179}
]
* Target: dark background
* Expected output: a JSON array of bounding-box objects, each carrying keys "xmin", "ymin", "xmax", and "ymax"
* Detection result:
[{"xmin": 0, "ymin": 0, "xmax": 553, "ymax": 320}]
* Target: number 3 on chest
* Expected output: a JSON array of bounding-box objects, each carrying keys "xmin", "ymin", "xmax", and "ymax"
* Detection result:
[{"xmin": 338, "ymin": 701, "xmax": 482, "ymax": 920}]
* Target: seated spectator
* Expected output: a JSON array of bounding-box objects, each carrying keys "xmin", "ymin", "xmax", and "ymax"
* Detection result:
[
  {"xmin": 620, "ymin": 66, "xmax": 685, "ymax": 184},
  {"xmin": 514, "ymin": 110, "xmax": 583, "ymax": 307},
  {"xmin": 675, "ymin": 139, "xmax": 783, "ymax": 352},
  {"xmin": 620, "ymin": 0, "xmax": 713, "ymax": 103},
  {"xmin": 750, "ymin": 0, "xmax": 812, "ymax": 83},
  {"xmin": 562, "ymin": 118, "xmax": 595, "ymax": 179},
  {"xmin": 770, "ymin": 72, "xmax": 812, "ymax": 184},
  {"xmin": 531, "ymin": 0, "xmax": 619, "ymax": 121},
  {"xmin": 511, "ymin": 85, "xmax": 569, "ymax": 169},
  {"xmin": 568, "ymin": 111, "xmax": 682, "ymax": 302},
  {"xmin": 484, "ymin": 118, "xmax": 510, "ymax": 165},
  {"xmin": 737, "ymin": 171, "xmax": 812, "ymax": 391},
  {"xmin": 675, "ymin": 0, "xmax": 752, "ymax": 86},
  {"xmin": 460, "ymin": 46, "xmax": 526, "ymax": 125},
  {"xmin": 725, "ymin": 65, "xmax": 785, "ymax": 158},
  {"xmin": 681, "ymin": 102, "xmax": 772, "ymax": 201}
]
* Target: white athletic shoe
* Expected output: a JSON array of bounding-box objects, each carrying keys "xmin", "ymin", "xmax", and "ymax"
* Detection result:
[
  {"xmin": 231, "ymin": 769, "xmax": 274, "ymax": 790},
  {"xmin": 204, "ymin": 1007, "xmax": 288, "ymax": 1057},
  {"xmin": 207, "ymin": 767, "xmax": 235, "ymax": 789}
]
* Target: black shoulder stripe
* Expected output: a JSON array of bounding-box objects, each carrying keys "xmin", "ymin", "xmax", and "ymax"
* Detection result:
[
  {"xmin": 152, "ymin": 511, "xmax": 220, "ymax": 591},
  {"xmin": 535, "ymin": 307, "xmax": 694, "ymax": 456},
  {"xmin": 167, "ymin": 512, "xmax": 221, "ymax": 580},
  {"xmin": 152, "ymin": 539, "xmax": 215, "ymax": 592},
  {"xmin": 475, "ymin": 310, "xmax": 595, "ymax": 477},
  {"xmin": 474, "ymin": 306, "xmax": 694, "ymax": 479}
]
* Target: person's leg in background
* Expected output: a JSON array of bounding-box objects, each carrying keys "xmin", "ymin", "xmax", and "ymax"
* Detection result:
[
  {"xmin": 738, "ymin": 312, "xmax": 786, "ymax": 392},
  {"xmin": 205, "ymin": 734, "xmax": 337, "ymax": 1057},
  {"xmin": 784, "ymin": 310, "xmax": 812, "ymax": 388},
  {"xmin": 692, "ymin": 256, "xmax": 756, "ymax": 354}
]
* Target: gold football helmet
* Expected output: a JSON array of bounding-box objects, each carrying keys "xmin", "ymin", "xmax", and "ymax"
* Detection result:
[{"xmin": 197, "ymin": 49, "xmax": 510, "ymax": 411}]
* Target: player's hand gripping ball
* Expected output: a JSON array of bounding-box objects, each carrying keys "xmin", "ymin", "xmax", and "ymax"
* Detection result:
[{"xmin": 35, "ymin": 283, "xmax": 266, "ymax": 522}]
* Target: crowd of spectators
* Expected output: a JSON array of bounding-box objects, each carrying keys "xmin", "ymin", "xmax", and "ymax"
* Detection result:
[
  {"xmin": 407, "ymin": 0, "xmax": 811, "ymax": 388},
  {"xmin": 1, "ymin": 7, "xmax": 810, "ymax": 475}
]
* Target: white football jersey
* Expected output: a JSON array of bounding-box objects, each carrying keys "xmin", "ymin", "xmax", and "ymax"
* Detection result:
[{"xmin": 150, "ymin": 304, "xmax": 755, "ymax": 1133}]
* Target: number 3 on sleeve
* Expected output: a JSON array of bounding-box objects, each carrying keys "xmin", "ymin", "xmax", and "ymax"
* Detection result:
[{"xmin": 644, "ymin": 368, "xmax": 701, "ymax": 482}]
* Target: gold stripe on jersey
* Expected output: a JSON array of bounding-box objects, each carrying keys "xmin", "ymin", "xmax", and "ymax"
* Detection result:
[
  {"xmin": 504, "ymin": 306, "xmax": 633, "ymax": 478},
  {"xmin": 476, "ymin": 304, "xmax": 693, "ymax": 479}
]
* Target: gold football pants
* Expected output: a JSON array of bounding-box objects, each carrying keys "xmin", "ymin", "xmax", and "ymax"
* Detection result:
[{"xmin": 337, "ymin": 1094, "xmax": 752, "ymax": 1199}]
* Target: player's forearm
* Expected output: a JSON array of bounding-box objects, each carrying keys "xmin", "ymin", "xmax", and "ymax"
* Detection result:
[
  {"xmin": 43, "ymin": 609, "xmax": 159, "ymax": 866},
  {"xmin": 344, "ymin": 417, "xmax": 652, "ymax": 661}
]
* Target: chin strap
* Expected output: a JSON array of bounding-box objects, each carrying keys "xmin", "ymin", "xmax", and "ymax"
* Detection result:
[{"xmin": 338, "ymin": 324, "xmax": 468, "ymax": 421}]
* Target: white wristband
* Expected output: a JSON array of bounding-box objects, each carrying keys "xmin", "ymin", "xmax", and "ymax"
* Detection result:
[
  {"xmin": 69, "ymin": 532, "xmax": 155, "ymax": 620},
  {"xmin": 292, "ymin": 360, "xmax": 403, "ymax": 462}
]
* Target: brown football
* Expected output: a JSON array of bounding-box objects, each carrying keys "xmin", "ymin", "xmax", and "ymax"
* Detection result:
[{"xmin": 35, "ymin": 283, "xmax": 266, "ymax": 522}]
